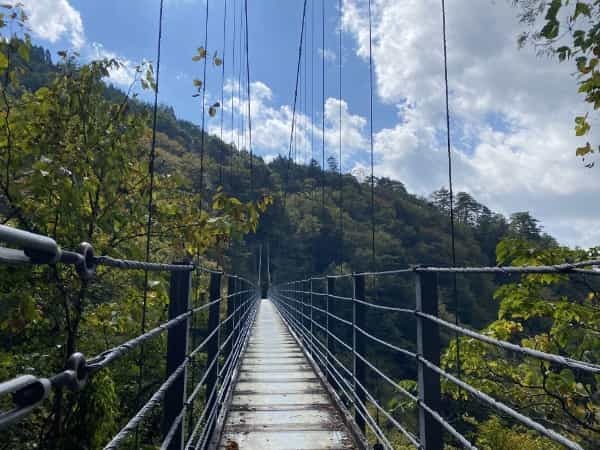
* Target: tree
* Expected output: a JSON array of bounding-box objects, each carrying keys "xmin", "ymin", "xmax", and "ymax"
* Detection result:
[
  {"xmin": 327, "ymin": 155, "xmax": 338, "ymax": 172},
  {"xmin": 0, "ymin": 7, "xmax": 271, "ymax": 448},
  {"xmin": 431, "ymin": 187, "xmax": 452, "ymax": 214},
  {"xmin": 513, "ymin": 0, "xmax": 600, "ymax": 166},
  {"xmin": 455, "ymin": 191, "xmax": 483, "ymax": 226},
  {"xmin": 508, "ymin": 211, "xmax": 542, "ymax": 240},
  {"xmin": 442, "ymin": 238, "xmax": 600, "ymax": 448}
]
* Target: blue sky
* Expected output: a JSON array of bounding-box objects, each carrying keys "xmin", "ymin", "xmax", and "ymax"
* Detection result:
[
  {"xmin": 20, "ymin": 0, "xmax": 600, "ymax": 248},
  {"xmin": 32, "ymin": 0, "xmax": 397, "ymax": 170}
]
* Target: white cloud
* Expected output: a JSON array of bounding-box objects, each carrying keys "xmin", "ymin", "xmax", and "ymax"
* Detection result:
[
  {"xmin": 215, "ymin": 79, "xmax": 367, "ymax": 168},
  {"xmin": 318, "ymin": 48, "xmax": 336, "ymax": 63},
  {"xmin": 21, "ymin": 1, "xmax": 141, "ymax": 88},
  {"xmin": 342, "ymin": 0, "xmax": 600, "ymax": 248},
  {"xmin": 88, "ymin": 43, "xmax": 138, "ymax": 87},
  {"xmin": 324, "ymin": 97, "xmax": 367, "ymax": 156},
  {"xmin": 21, "ymin": 0, "xmax": 84, "ymax": 49}
]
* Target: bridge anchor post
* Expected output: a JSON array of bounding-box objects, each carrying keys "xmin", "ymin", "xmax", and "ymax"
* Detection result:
[
  {"xmin": 353, "ymin": 273, "xmax": 367, "ymax": 435},
  {"xmin": 326, "ymin": 276, "xmax": 336, "ymax": 389},
  {"xmin": 223, "ymin": 275, "xmax": 236, "ymax": 393},
  {"xmin": 163, "ymin": 261, "xmax": 192, "ymax": 450},
  {"xmin": 416, "ymin": 272, "xmax": 442, "ymax": 450},
  {"xmin": 205, "ymin": 272, "xmax": 222, "ymax": 445}
]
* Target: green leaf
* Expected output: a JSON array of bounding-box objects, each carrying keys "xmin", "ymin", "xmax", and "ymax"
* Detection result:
[
  {"xmin": 575, "ymin": 142, "xmax": 592, "ymax": 156},
  {"xmin": 213, "ymin": 52, "xmax": 222, "ymax": 66},
  {"xmin": 208, "ymin": 102, "xmax": 220, "ymax": 117},
  {"xmin": 17, "ymin": 42, "xmax": 29, "ymax": 62},
  {"xmin": 0, "ymin": 51, "xmax": 7, "ymax": 71},
  {"xmin": 556, "ymin": 46, "xmax": 571, "ymax": 62},
  {"xmin": 540, "ymin": 1, "xmax": 562, "ymax": 39},
  {"xmin": 192, "ymin": 47, "xmax": 207, "ymax": 62},
  {"xmin": 574, "ymin": 2, "xmax": 591, "ymax": 19},
  {"xmin": 574, "ymin": 115, "xmax": 591, "ymax": 136}
]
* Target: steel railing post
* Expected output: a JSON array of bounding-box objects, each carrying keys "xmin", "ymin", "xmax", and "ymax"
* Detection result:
[
  {"xmin": 416, "ymin": 272, "xmax": 442, "ymax": 450},
  {"xmin": 294, "ymin": 280, "xmax": 300, "ymax": 334},
  {"xmin": 225, "ymin": 276, "xmax": 236, "ymax": 383},
  {"xmin": 245, "ymin": 279, "xmax": 250, "ymax": 321},
  {"xmin": 299, "ymin": 280, "xmax": 304, "ymax": 336},
  {"xmin": 205, "ymin": 272, "xmax": 222, "ymax": 446},
  {"xmin": 309, "ymin": 278, "xmax": 314, "ymax": 357},
  {"xmin": 163, "ymin": 262, "xmax": 192, "ymax": 450},
  {"xmin": 233, "ymin": 278, "xmax": 240, "ymax": 351},
  {"xmin": 353, "ymin": 273, "xmax": 367, "ymax": 434},
  {"xmin": 326, "ymin": 276, "xmax": 335, "ymax": 388},
  {"xmin": 302, "ymin": 279, "xmax": 308, "ymax": 341}
]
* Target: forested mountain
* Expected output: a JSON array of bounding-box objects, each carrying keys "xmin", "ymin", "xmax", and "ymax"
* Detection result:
[
  {"xmin": 21, "ymin": 43, "xmax": 546, "ymax": 299},
  {"xmin": 3, "ymin": 33, "xmax": 598, "ymax": 450}
]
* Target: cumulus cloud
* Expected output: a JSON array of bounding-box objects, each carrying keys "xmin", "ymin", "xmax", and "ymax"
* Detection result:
[
  {"xmin": 21, "ymin": 0, "xmax": 84, "ymax": 49},
  {"xmin": 342, "ymin": 0, "xmax": 600, "ymax": 248},
  {"xmin": 215, "ymin": 79, "xmax": 367, "ymax": 166},
  {"xmin": 20, "ymin": 1, "xmax": 141, "ymax": 88},
  {"xmin": 318, "ymin": 48, "xmax": 336, "ymax": 63},
  {"xmin": 324, "ymin": 98, "xmax": 367, "ymax": 155},
  {"xmin": 88, "ymin": 43, "xmax": 138, "ymax": 87}
]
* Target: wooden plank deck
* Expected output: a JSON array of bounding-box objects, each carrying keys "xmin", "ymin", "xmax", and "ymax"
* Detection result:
[{"xmin": 217, "ymin": 299, "xmax": 358, "ymax": 450}]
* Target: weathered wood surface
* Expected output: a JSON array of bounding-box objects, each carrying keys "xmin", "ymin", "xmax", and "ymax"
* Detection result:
[{"xmin": 218, "ymin": 299, "xmax": 357, "ymax": 450}]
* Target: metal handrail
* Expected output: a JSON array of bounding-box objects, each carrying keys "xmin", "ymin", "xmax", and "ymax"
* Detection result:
[{"xmin": 269, "ymin": 265, "xmax": 593, "ymax": 450}]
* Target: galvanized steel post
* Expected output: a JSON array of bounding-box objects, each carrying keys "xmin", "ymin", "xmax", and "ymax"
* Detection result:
[
  {"xmin": 326, "ymin": 276, "xmax": 335, "ymax": 387},
  {"xmin": 163, "ymin": 262, "xmax": 192, "ymax": 450},
  {"xmin": 353, "ymin": 273, "xmax": 367, "ymax": 434},
  {"xmin": 416, "ymin": 272, "xmax": 442, "ymax": 450},
  {"xmin": 232, "ymin": 278, "xmax": 240, "ymax": 350},
  {"xmin": 225, "ymin": 276, "xmax": 236, "ymax": 382},
  {"xmin": 309, "ymin": 278, "xmax": 314, "ymax": 356},
  {"xmin": 295, "ymin": 280, "xmax": 300, "ymax": 333},
  {"xmin": 206, "ymin": 272, "xmax": 222, "ymax": 442}
]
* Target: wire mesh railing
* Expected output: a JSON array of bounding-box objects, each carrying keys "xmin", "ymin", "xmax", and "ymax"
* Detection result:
[
  {"xmin": 269, "ymin": 262, "xmax": 600, "ymax": 450},
  {"xmin": 0, "ymin": 224, "xmax": 260, "ymax": 449}
]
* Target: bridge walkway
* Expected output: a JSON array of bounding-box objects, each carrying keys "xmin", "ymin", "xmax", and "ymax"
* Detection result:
[{"xmin": 216, "ymin": 299, "xmax": 357, "ymax": 450}]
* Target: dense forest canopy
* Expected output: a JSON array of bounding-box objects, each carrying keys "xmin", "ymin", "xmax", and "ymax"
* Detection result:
[{"xmin": 0, "ymin": 2, "xmax": 598, "ymax": 449}]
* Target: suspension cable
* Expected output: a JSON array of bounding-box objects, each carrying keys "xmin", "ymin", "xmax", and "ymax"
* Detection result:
[
  {"xmin": 310, "ymin": 0, "xmax": 316, "ymax": 272},
  {"xmin": 137, "ymin": 0, "xmax": 164, "ymax": 445},
  {"xmin": 199, "ymin": 0, "xmax": 210, "ymax": 209},
  {"xmin": 321, "ymin": 0, "xmax": 325, "ymax": 220},
  {"xmin": 441, "ymin": 0, "xmax": 461, "ymax": 396},
  {"xmin": 368, "ymin": 0, "xmax": 375, "ymax": 270},
  {"xmin": 229, "ymin": 0, "xmax": 237, "ymax": 185},
  {"xmin": 244, "ymin": 0, "xmax": 253, "ymax": 196},
  {"xmin": 219, "ymin": 0, "xmax": 227, "ymax": 186},
  {"xmin": 338, "ymin": 0, "xmax": 343, "ymax": 271},
  {"xmin": 288, "ymin": 0, "xmax": 308, "ymax": 163},
  {"xmin": 283, "ymin": 0, "xmax": 308, "ymax": 207},
  {"xmin": 237, "ymin": 2, "xmax": 243, "ymax": 154},
  {"xmin": 310, "ymin": 0, "xmax": 315, "ymax": 168},
  {"xmin": 303, "ymin": 8, "xmax": 308, "ymax": 166}
]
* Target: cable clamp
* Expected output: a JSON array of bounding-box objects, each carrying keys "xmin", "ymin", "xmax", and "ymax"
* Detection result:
[
  {"xmin": 76, "ymin": 242, "xmax": 96, "ymax": 279},
  {"xmin": 0, "ymin": 375, "xmax": 51, "ymax": 429}
]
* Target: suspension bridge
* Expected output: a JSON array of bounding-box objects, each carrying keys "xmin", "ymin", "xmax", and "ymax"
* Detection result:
[
  {"xmin": 0, "ymin": 224, "xmax": 599, "ymax": 449},
  {"xmin": 0, "ymin": 0, "xmax": 599, "ymax": 449}
]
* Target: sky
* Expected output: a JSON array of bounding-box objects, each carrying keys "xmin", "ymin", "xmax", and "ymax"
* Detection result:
[{"xmin": 19, "ymin": 0, "xmax": 600, "ymax": 249}]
